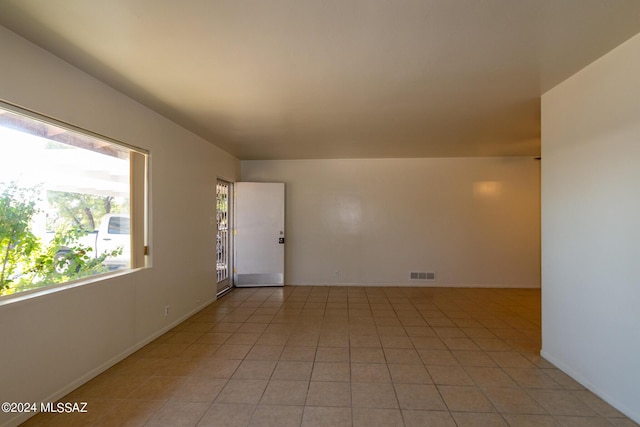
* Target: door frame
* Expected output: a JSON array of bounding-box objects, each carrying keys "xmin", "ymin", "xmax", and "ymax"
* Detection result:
[{"xmin": 216, "ymin": 179, "xmax": 233, "ymax": 296}]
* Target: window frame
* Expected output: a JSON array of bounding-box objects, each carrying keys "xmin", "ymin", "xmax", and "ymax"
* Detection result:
[{"xmin": 0, "ymin": 100, "xmax": 149, "ymax": 303}]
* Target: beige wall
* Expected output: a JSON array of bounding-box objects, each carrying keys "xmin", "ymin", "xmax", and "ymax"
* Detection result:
[
  {"xmin": 242, "ymin": 157, "xmax": 540, "ymax": 287},
  {"xmin": 542, "ymin": 33, "xmax": 640, "ymax": 422},
  {"xmin": 0, "ymin": 26, "xmax": 240, "ymax": 427}
]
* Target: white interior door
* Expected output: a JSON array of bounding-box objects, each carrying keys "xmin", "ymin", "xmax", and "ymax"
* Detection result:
[{"xmin": 235, "ymin": 182, "xmax": 285, "ymax": 287}]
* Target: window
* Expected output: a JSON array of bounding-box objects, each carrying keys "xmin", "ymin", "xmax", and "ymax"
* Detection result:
[
  {"xmin": 0, "ymin": 102, "xmax": 148, "ymax": 297},
  {"xmin": 108, "ymin": 216, "xmax": 130, "ymax": 235}
]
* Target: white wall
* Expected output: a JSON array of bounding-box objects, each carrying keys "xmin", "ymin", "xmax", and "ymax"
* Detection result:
[
  {"xmin": 242, "ymin": 157, "xmax": 540, "ymax": 287},
  {"xmin": 541, "ymin": 34, "xmax": 640, "ymax": 422},
  {"xmin": 0, "ymin": 26, "xmax": 239, "ymax": 427}
]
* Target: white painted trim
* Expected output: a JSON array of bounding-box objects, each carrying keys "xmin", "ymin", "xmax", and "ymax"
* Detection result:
[
  {"xmin": 285, "ymin": 282, "xmax": 540, "ymax": 288},
  {"xmin": 4, "ymin": 295, "xmax": 218, "ymax": 427},
  {"xmin": 540, "ymin": 350, "xmax": 640, "ymax": 424}
]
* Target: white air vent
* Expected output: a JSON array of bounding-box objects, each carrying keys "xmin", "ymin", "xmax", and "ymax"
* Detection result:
[{"xmin": 410, "ymin": 271, "xmax": 436, "ymax": 281}]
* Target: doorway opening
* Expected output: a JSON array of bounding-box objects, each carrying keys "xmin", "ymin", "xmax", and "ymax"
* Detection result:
[{"xmin": 216, "ymin": 180, "xmax": 233, "ymax": 296}]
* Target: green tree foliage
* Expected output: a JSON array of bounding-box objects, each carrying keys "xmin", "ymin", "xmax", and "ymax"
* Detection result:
[
  {"xmin": 0, "ymin": 182, "xmax": 40, "ymax": 290},
  {"xmin": 0, "ymin": 182, "xmax": 123, "ymax": 296},
  {"xmin": 17, "ymin": 228, "xmax": 121, "ymax": 292},
  {"xmin": 47, "ymin": 191, "xmax": 125, "ymax": 231}
]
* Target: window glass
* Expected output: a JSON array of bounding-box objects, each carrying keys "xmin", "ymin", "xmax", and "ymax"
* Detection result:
[
  {"xmin": 0, "ymin": 104, "xmax": 146, "ymax": 297},
  {"xmin": 108, "ymin": 216, "xmax": 130, "ymax": 235}
]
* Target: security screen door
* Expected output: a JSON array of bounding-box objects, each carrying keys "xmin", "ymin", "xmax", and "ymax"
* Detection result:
[
  {"xmin": 235, "ymin": 182, "xmax": 285, "ymax": 287},
  {"xmin": 216, "ymin": 180, "xmax": 232, "ymax": 295}
]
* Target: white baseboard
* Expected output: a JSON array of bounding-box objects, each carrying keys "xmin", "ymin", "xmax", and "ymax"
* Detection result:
[
  {"xmin": 540, "ymin": 349, "xmax": 639, "ymax": 424},
  {"xmin": 286, "ymin": 281, "xmax": 540, "ymax": 288},
  {"xmin": 3, "ymin": 296, "xmax": 218, "ymax": 427}
]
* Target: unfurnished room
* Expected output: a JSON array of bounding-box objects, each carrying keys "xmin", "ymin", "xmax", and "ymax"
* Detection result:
[{"xmin": 0, "ymin": 1, "xmax": 639, "ymax": 426}]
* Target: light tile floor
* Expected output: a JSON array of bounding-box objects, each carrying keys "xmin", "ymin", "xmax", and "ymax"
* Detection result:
[{"xmin": 21, "ymin": 286, "xmax": 639, "ymax": 426}]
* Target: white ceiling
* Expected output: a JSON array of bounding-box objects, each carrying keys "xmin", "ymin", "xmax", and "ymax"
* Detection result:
[{"xmin": 0, "ymin": 1, "xmax": 639, "ymax": 160}]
